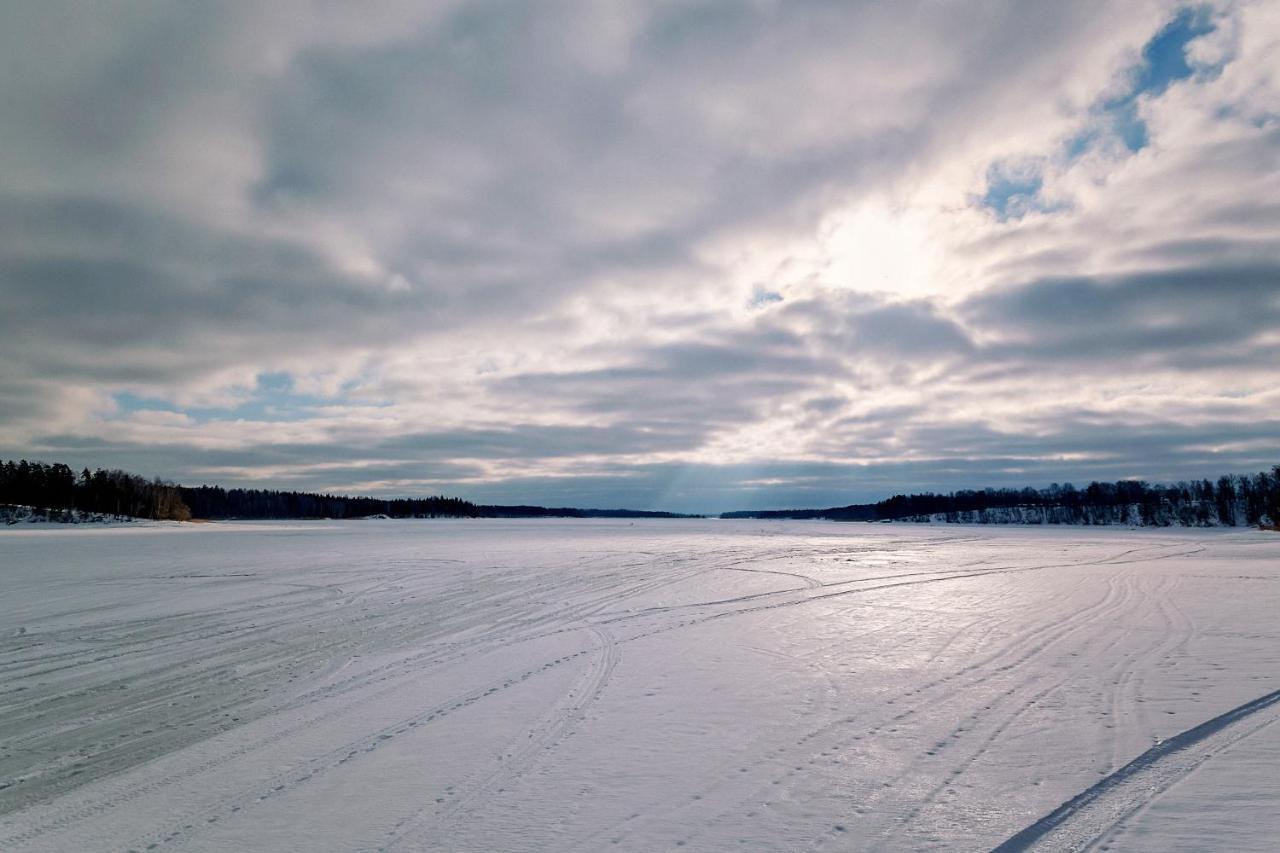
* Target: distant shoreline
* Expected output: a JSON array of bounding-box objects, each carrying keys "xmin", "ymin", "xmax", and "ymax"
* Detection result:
[{"xmin": 2, "ymin": 458, "xmax": 1277, "ymax": 529}]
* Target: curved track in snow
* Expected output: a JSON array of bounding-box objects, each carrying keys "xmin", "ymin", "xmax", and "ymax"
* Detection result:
[{"xmin": 993, "ymin": 686, "xmax": 1280, "ymax": 852}]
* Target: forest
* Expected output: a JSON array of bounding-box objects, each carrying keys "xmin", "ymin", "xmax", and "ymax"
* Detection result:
[
  {"xmin": 722, "ymin": 467, "xmax": 1280, "ymax": 528},
  {"xmin": 4, "ymin": 458, "xmax": 1278, "ymax": 526},
  {"xmin": 0, "ymin": 460, "xmax": 190, "ymax": 521},
  {"xmin": 0, "ymin": 459, "xmax": 693, "ymax": 521}
]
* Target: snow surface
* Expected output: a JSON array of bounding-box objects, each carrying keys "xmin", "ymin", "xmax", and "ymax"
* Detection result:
[{"xmin": 0, "ymin": 520, "xmax": 1277, "ymax": 852}]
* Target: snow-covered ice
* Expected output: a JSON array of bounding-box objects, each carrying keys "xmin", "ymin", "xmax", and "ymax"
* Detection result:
[{"xmin": 0, "ymin": 520, "xmax": 1277, "ymax": 851}]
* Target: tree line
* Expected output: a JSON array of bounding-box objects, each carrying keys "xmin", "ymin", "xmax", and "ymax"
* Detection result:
[
  {"xmin": 176, "ymin": 488, "xmax": 693, "ymax": 519},
  {"xmin": 1, "ymin": 459, "xmax": 696, "ymax": 521},
  {"xmin": 0, "ymin": 460, "xmax": 190, "ymax": 520},
  {"xmin": 179, "ymin": 484, "xmax": 479, "ymax": 520},
  {"xmin": 7, "ymin": 457, "xmax": 1276, "ymax": 526},
  {"xmin": 722, "ymin": 467, "xmax": 1280, "ymax": 528}
]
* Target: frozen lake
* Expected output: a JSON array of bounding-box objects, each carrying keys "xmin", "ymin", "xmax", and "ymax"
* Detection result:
[{"xmin": 1, "ymin": 520, "xmax": 1277, "ymax": 851}]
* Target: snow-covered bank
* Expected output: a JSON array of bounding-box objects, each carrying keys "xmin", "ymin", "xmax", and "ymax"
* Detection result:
[
  {"xmin": 1, "ymin": 504, "xmax": 145, "ymax": 526},
  {"xmin": 0, "ymin": 521, "xmax": 1276, "ymax": 851},
  {"xmin": 889, "ymin": 504, "xmax": 1246, "ymax": 526}
]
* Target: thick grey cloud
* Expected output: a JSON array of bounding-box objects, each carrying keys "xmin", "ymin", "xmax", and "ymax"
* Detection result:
[
  {"xmin": 962, "ymin": 264, "xmax": 1280, "ymax": 368},
  {"xmin": 1, "ymin": 0, "xmax": 1277, "ymax": 511}
]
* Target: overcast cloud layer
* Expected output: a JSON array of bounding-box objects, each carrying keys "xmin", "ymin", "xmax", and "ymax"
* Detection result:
[{"xmin": 2, "ymin": 0, "xmax": 1277, "ymax": 512}]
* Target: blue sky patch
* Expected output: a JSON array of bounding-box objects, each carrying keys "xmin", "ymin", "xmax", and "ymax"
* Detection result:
[
  {"xmin": 980, "ymin": 162, "xmax": 1046, "ymax": 221},
  {"xmin": 748, "ymin": 286, "xmax": 784, "ymax": 309},
  {"xmin": 1131, "ymin": 6, "xmax": 1217, "ymax": 98},
  {"xmin": 985, "ymin": 5, "xmax": 1218, "ymax": 218},
  {"xmin": 114, "ymin": 373, "xmax": 335, "ymax": 423},
  {"xmin": 1099, "ymin": 5, "xmax": 1217, "ymax": 154}
]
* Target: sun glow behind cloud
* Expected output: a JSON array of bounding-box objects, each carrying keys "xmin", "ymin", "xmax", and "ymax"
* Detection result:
[{"xmin": 820, "ymin": 203, "xmax": 941, "ymax": 298}]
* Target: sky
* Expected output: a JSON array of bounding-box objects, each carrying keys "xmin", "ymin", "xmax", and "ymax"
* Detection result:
[{"xmin": 1, "ymin": 1, "xmax": 1278, "ymax": 513}]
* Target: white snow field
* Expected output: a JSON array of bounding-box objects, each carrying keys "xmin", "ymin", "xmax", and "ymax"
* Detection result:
[{"xmin": 0, "ymin": 520, "xmax": 1277, "ymax": 852}]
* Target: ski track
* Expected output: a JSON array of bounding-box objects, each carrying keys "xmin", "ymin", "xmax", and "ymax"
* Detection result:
[
  {"xmin": 0, "ymin": 522, "xmax": 1275, "ymax": 852},
  {"xmin": 993, "ymin": 688, "xmax": 1280, "ymax": 852}
]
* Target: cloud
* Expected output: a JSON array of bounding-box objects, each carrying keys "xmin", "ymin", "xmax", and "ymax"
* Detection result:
[
  {"xmin": 963, "ymin": 264, "xmax": 1280, "ymax": 366},
  {"xmin": 0, "ymin": 1, "xmax": 1277, "ymax": 511}
]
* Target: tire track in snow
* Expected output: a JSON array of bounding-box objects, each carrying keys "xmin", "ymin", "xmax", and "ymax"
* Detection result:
[
  {"xmin": 865, "ymin": 546, "xmax": 1206, "ymax": 847},
  {"xmin": 683, "ymin": 541, "xmax": 1205, "ymax": 850},
  {"xmin": 118, "ymin": 623, "xmax": 618, "ymax": 852},
  {"xmin": 0, "ymin": 556, "xmax": 713, "ymax": 842},
  {"xmin": 992, "ymin": 686, "xmax": 1280, "ymax": 852},
  {"xmin": 380, "ymin": 626, "xmax": 621, "ymax": 851},
  {"xmin": 612, "ymin": 565, "xmax": 1135, "ymax": 850},
  {"xmin": 1127, "ymin": 573, "xmax": 1196, "ymax": 746},
  {"xmin": 880, "ymin": 575, "xmax": 1141, "ymax": 844},
  {"xmin": 0, "ymin": 642, "xmax": 598, "ymax": 851},
  {"xmin": 718, "ymin": 564, "xmax": 823, "ymax": 590},
  {"xmin": 608, "ymin": 540, "xmax": 1197, "ymax": 642}
]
